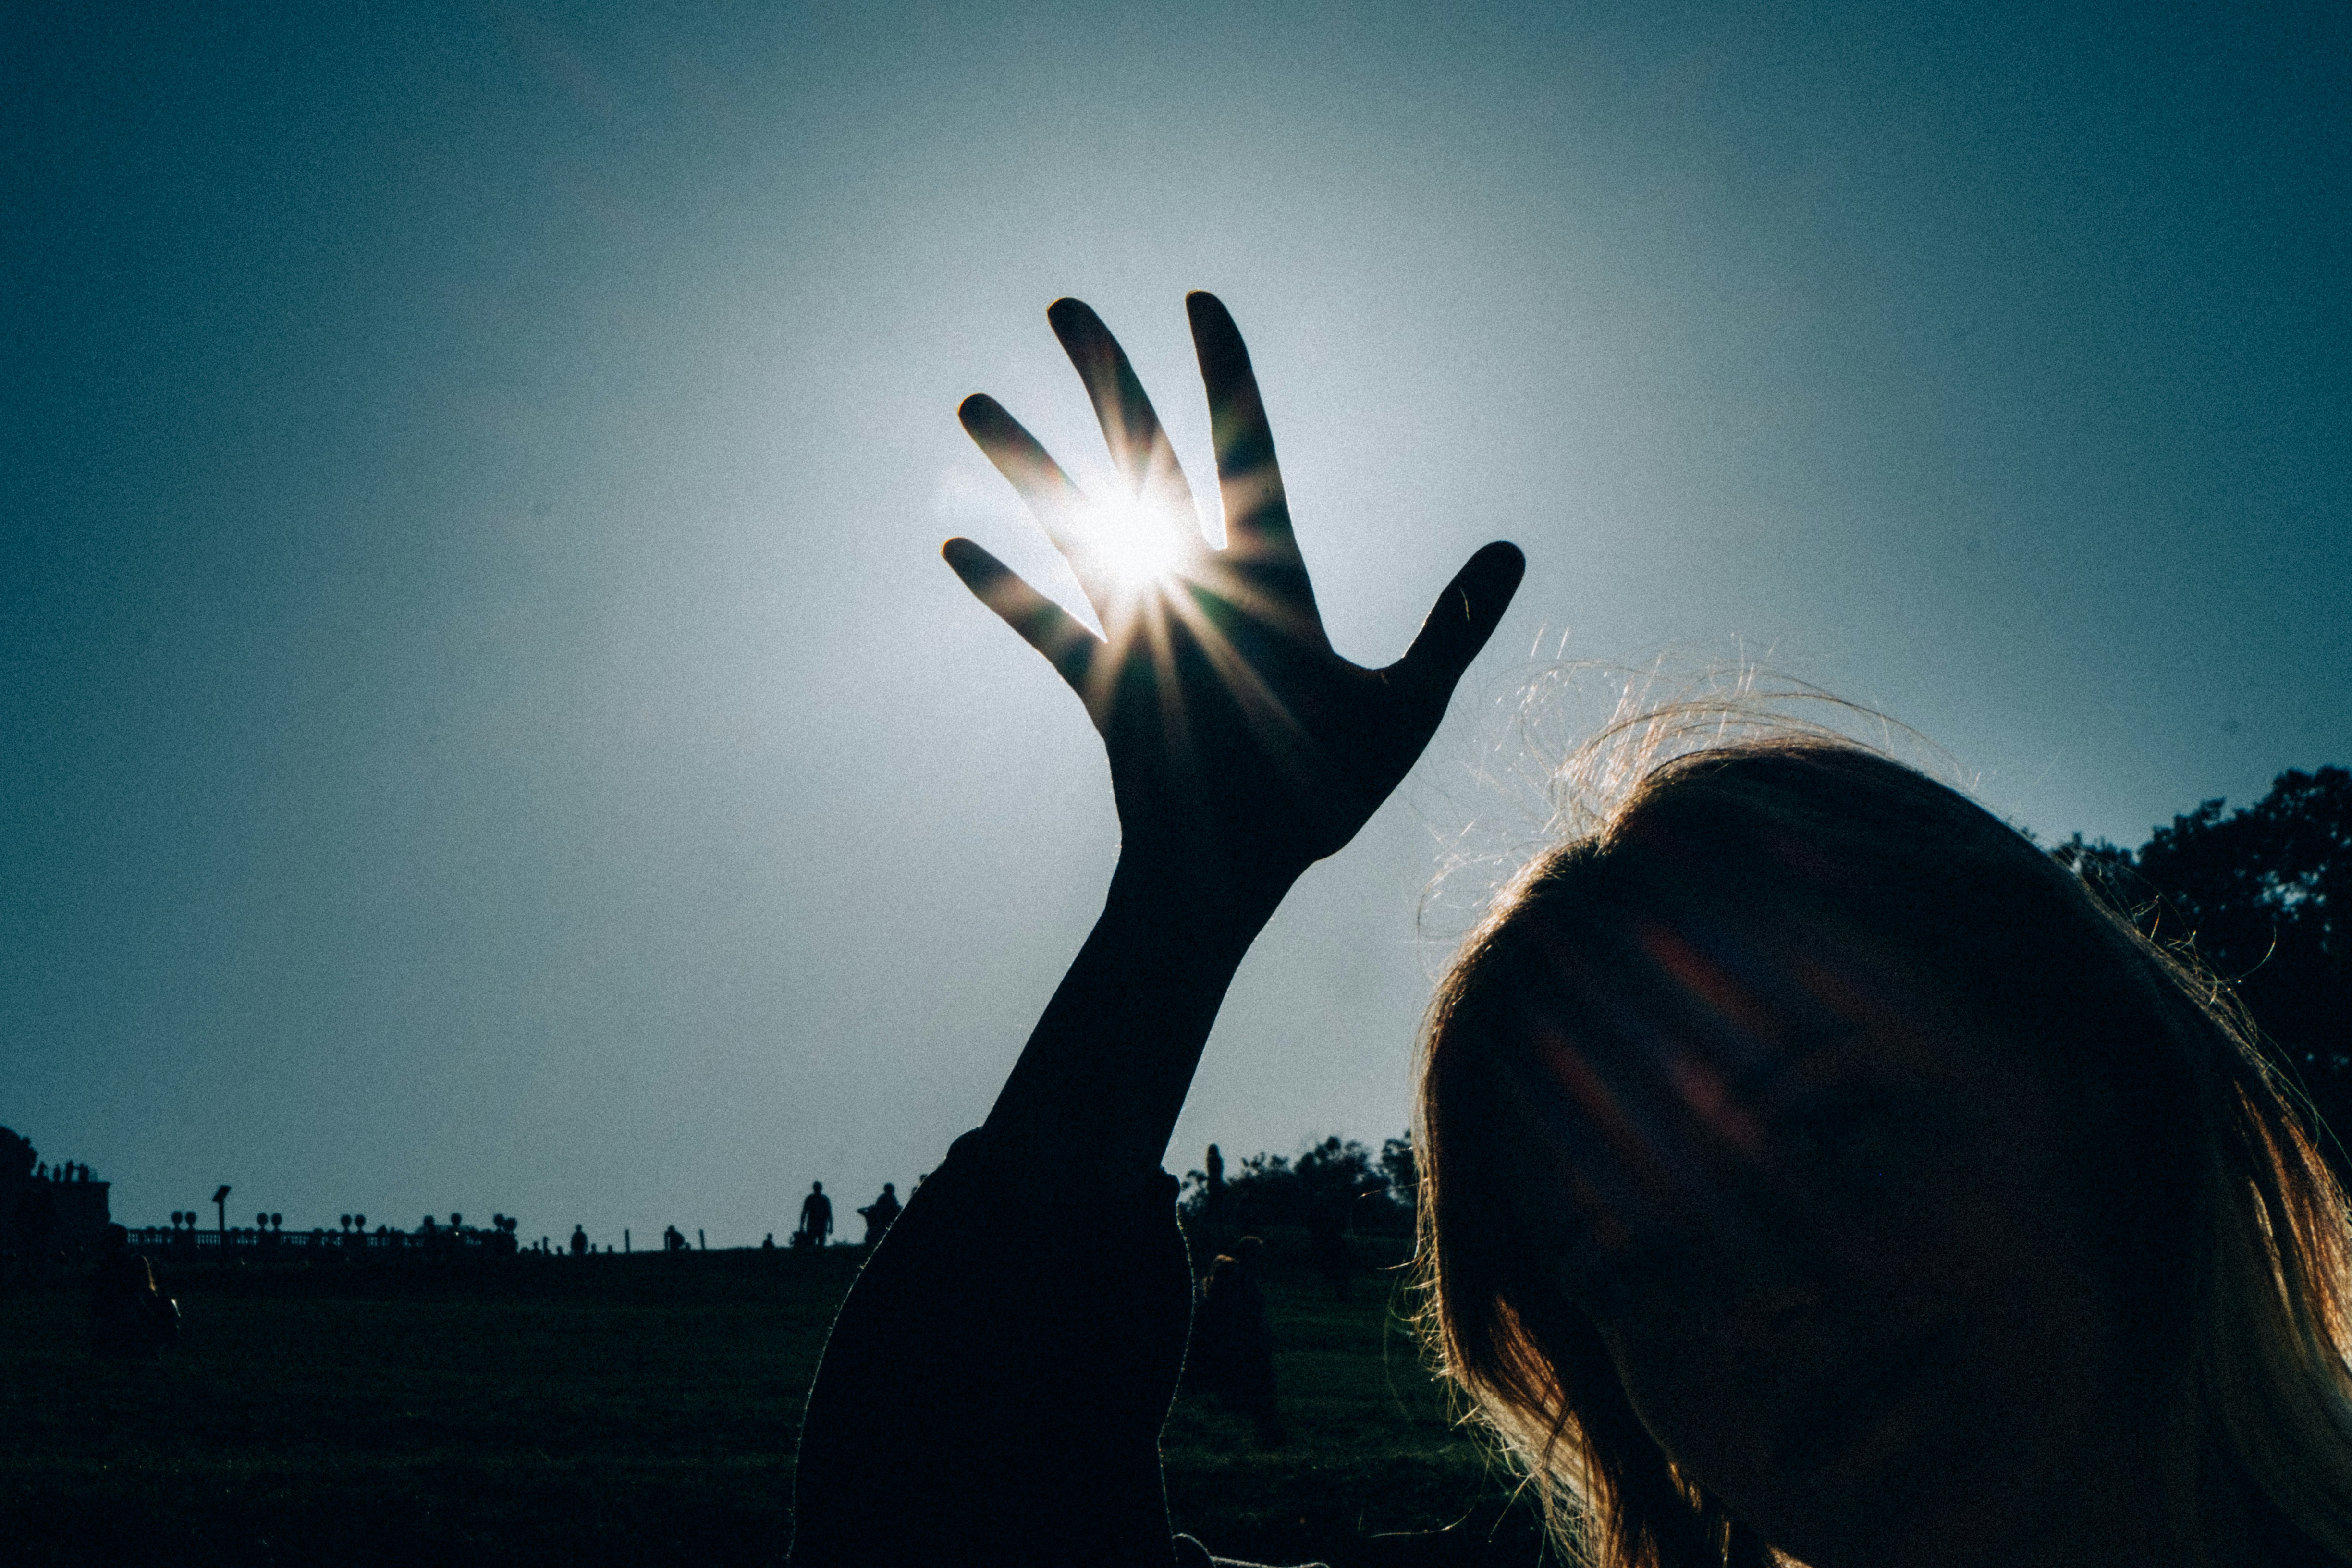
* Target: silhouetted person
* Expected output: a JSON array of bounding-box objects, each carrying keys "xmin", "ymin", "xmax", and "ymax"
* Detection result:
[
  {"xmin": 569, "ymin": 1225, "xmax": 588, "ymax": 1258},
  {"xmin": 663, "ymin": 1224, "xmax": 688, "ymax": 1252},
  {"xmin": 1306, "ymin": 1182, "xmax": 1355, "ymax": 1302},
  {"xmin": 90, "ymin": 1225, "xmax": 178, "ymax": 1360},
  {"xmin": 1203, "ymin": 1144, "xmax": 1227, "ymax": 1224},
  {"xmin": 857, "ymin": 1184, "xmax": 901, "ymax": 1246},
  {"xmin": 1185, "ymin": 1237, "xmax": 1282, "ymax": 1446},
  {"xmin": 783, "ymin": 295, "xmax": 1523, "ymax": 1564},
  {"xmin": 796, "ymin": 1182, "xmax": 832, "ymax": 1249},
  {"xmin": 762, "ymin": 1232, "xmax": 776, "ymax": 1250}
]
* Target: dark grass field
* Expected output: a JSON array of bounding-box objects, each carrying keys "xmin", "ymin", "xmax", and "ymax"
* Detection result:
[{"xmin": 0, "ymin": 1228, "xmax": 1553, "ymax": 1567}]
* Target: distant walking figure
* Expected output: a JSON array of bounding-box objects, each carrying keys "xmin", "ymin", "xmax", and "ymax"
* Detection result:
[
  {"xmin": 568, "ymin": 1225, "xmax": 588, "ymax": 1258},
  {"xmin": 1202, "ymin": 1143, "xmax": 1227, "ymax": 1224},
  {"xmin": 795, "ymin": 1182, "xmax": 833, "ymax": 1249},
  {"xmin": 856, "ymin": 1184, "xmax": 901, "ymax": 1246}
]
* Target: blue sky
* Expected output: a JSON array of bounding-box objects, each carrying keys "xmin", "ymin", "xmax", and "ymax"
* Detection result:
[{"xmin": 5, "ymin": 0, "xmax": 2345, "ymax": 1244}]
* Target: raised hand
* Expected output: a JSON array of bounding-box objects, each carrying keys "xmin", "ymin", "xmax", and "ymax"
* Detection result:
[{"xmin": 945, "ymin": 293, "xmax": 1524, "ymax": 909}]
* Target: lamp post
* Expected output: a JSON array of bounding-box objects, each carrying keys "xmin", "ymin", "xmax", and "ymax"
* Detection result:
[{"xmin": 213, "ymin": 1184, "xmax": 231, "ymax": 1250}]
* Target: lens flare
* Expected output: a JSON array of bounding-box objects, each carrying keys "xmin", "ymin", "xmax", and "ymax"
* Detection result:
[{"xmin": 1086, "ymin": 493, "xmax": 1193, "ymax": 599}]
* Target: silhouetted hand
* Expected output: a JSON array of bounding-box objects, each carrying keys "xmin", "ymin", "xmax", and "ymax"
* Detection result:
[{"xmin": 945, "ymin": 293, "xmax": 1523, "ymax": 910}]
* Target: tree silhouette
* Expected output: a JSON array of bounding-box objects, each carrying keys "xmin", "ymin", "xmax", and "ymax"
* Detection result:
[
  {"xmin": 1180, "ymin": 1133, "xmax": 1415, "ymax": 1235},
  {"xmin": 0, "ymin": 1127, "xmax": 34, "ymax": 1183},
  {"xmin": 2058, "ymin": 765, "xmax": 2351, "ymax": 1160}
]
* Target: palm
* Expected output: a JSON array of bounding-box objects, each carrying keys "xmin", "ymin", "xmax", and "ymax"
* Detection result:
[{"xmin": 944, "ymin": 293, "xmax": 1522, "ymax": 898}]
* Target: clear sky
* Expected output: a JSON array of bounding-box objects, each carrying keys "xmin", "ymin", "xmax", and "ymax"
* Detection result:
[{"xmin": 5, "ymin": 1, "xmax": 2345, "ymax": 1247}]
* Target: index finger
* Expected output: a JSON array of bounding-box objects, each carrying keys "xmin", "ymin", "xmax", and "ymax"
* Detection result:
[
  {"xmin": 957, "ymin": 393, "xmax": 1090, "ymax": 551},
  {"xmin": 1048, "ymin": 298, "xmax": 1198, "ymax": 525}
]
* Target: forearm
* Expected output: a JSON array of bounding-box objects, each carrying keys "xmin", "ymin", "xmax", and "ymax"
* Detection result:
[
  {"xmin": 794, "ymin": 859, "xmax": 1270, "ymax": 1566},
  {"xmin": 981, "ymin": 854, "xmax": 1291, "ymax": 1185},
  {"xmin": 791, "ymin": 1128, "xmax": 1192, "ymax": 1567}
]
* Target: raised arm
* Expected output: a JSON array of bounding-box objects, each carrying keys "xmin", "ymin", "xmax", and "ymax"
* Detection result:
[
  {"xmin": 947, "ymin": 293, "xmax": 1522, "ymax": 1184},
  {"xmin": 790, "ymin": 294, "xmax": 1519, "ymax": 1567}
]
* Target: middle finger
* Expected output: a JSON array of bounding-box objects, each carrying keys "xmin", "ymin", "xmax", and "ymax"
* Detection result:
[{"xmin": 1047, "ymin": 297, "xmax": 1200, "ymax": 531}]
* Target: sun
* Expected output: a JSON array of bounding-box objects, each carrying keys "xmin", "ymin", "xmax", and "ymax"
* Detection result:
[{"xmin": 1086, "ymin": 492, "xmax": 1194, "ymax": 599}]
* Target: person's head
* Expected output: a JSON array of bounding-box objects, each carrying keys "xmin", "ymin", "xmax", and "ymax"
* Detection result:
[{"xmin": 1418, "ymin": 737, "xmax": 2352, "ymax": 1568}]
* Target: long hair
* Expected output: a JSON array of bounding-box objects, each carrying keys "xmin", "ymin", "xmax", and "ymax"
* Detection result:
[{"xmin": 1414, "ymin": 732, "xmax": 2352, "ymax": 1567}]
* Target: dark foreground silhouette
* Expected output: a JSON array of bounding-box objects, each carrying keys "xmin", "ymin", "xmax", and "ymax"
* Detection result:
[{"xmin": 786, "ymin": 290, "xmax": 2352, "ymax": 1568}]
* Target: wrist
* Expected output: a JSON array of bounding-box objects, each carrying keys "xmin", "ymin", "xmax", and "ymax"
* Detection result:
[{"xmin": 1104, "ymin": 851, "xmax": 1294, "ymax": 955}]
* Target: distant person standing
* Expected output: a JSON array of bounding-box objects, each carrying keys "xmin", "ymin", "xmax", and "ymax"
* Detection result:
[
  {"xmin": 795, "ymin": 1182, "xmax": 833, "ymax": 1249},
  {"xmin": 1307, "ymin": 1182, "xmax": 1357, "ymax": 1302},
  {"xmin": 569, "ymin": 1225, "xmax": 588, "ymax": 1258},
  {"xmin": 856, "ymin": 1184, "xmax": 901, "ymax": 1246},
  {"xmin": 1186, "ymin": 1237, "xmax": 1282, "ymax": 1446}
]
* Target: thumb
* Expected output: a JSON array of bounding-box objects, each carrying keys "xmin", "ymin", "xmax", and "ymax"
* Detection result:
[{"xmin": 1393, "ymin": 541, "xmax": 1525, "ymax": 700}]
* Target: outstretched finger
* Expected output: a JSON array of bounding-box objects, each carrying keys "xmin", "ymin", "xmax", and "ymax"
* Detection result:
[
  {"xmin": 958, "ymin": 394, "xmax": 1091, "ymax": 551},
  {"xmin": 942, "ymin": 536, "xmax": 1101, "ymax": 696},
  {"xmin": 1048, "ymin": 298, "xmax": 1199, "ymax": 526},
  {"xmin": 1185, "ymin": 292, "xmax": 1320, "ymax": 630},
  {"xmin": 1392, "ymin": 541, "xmax": 1526, "ymax": 703}
]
